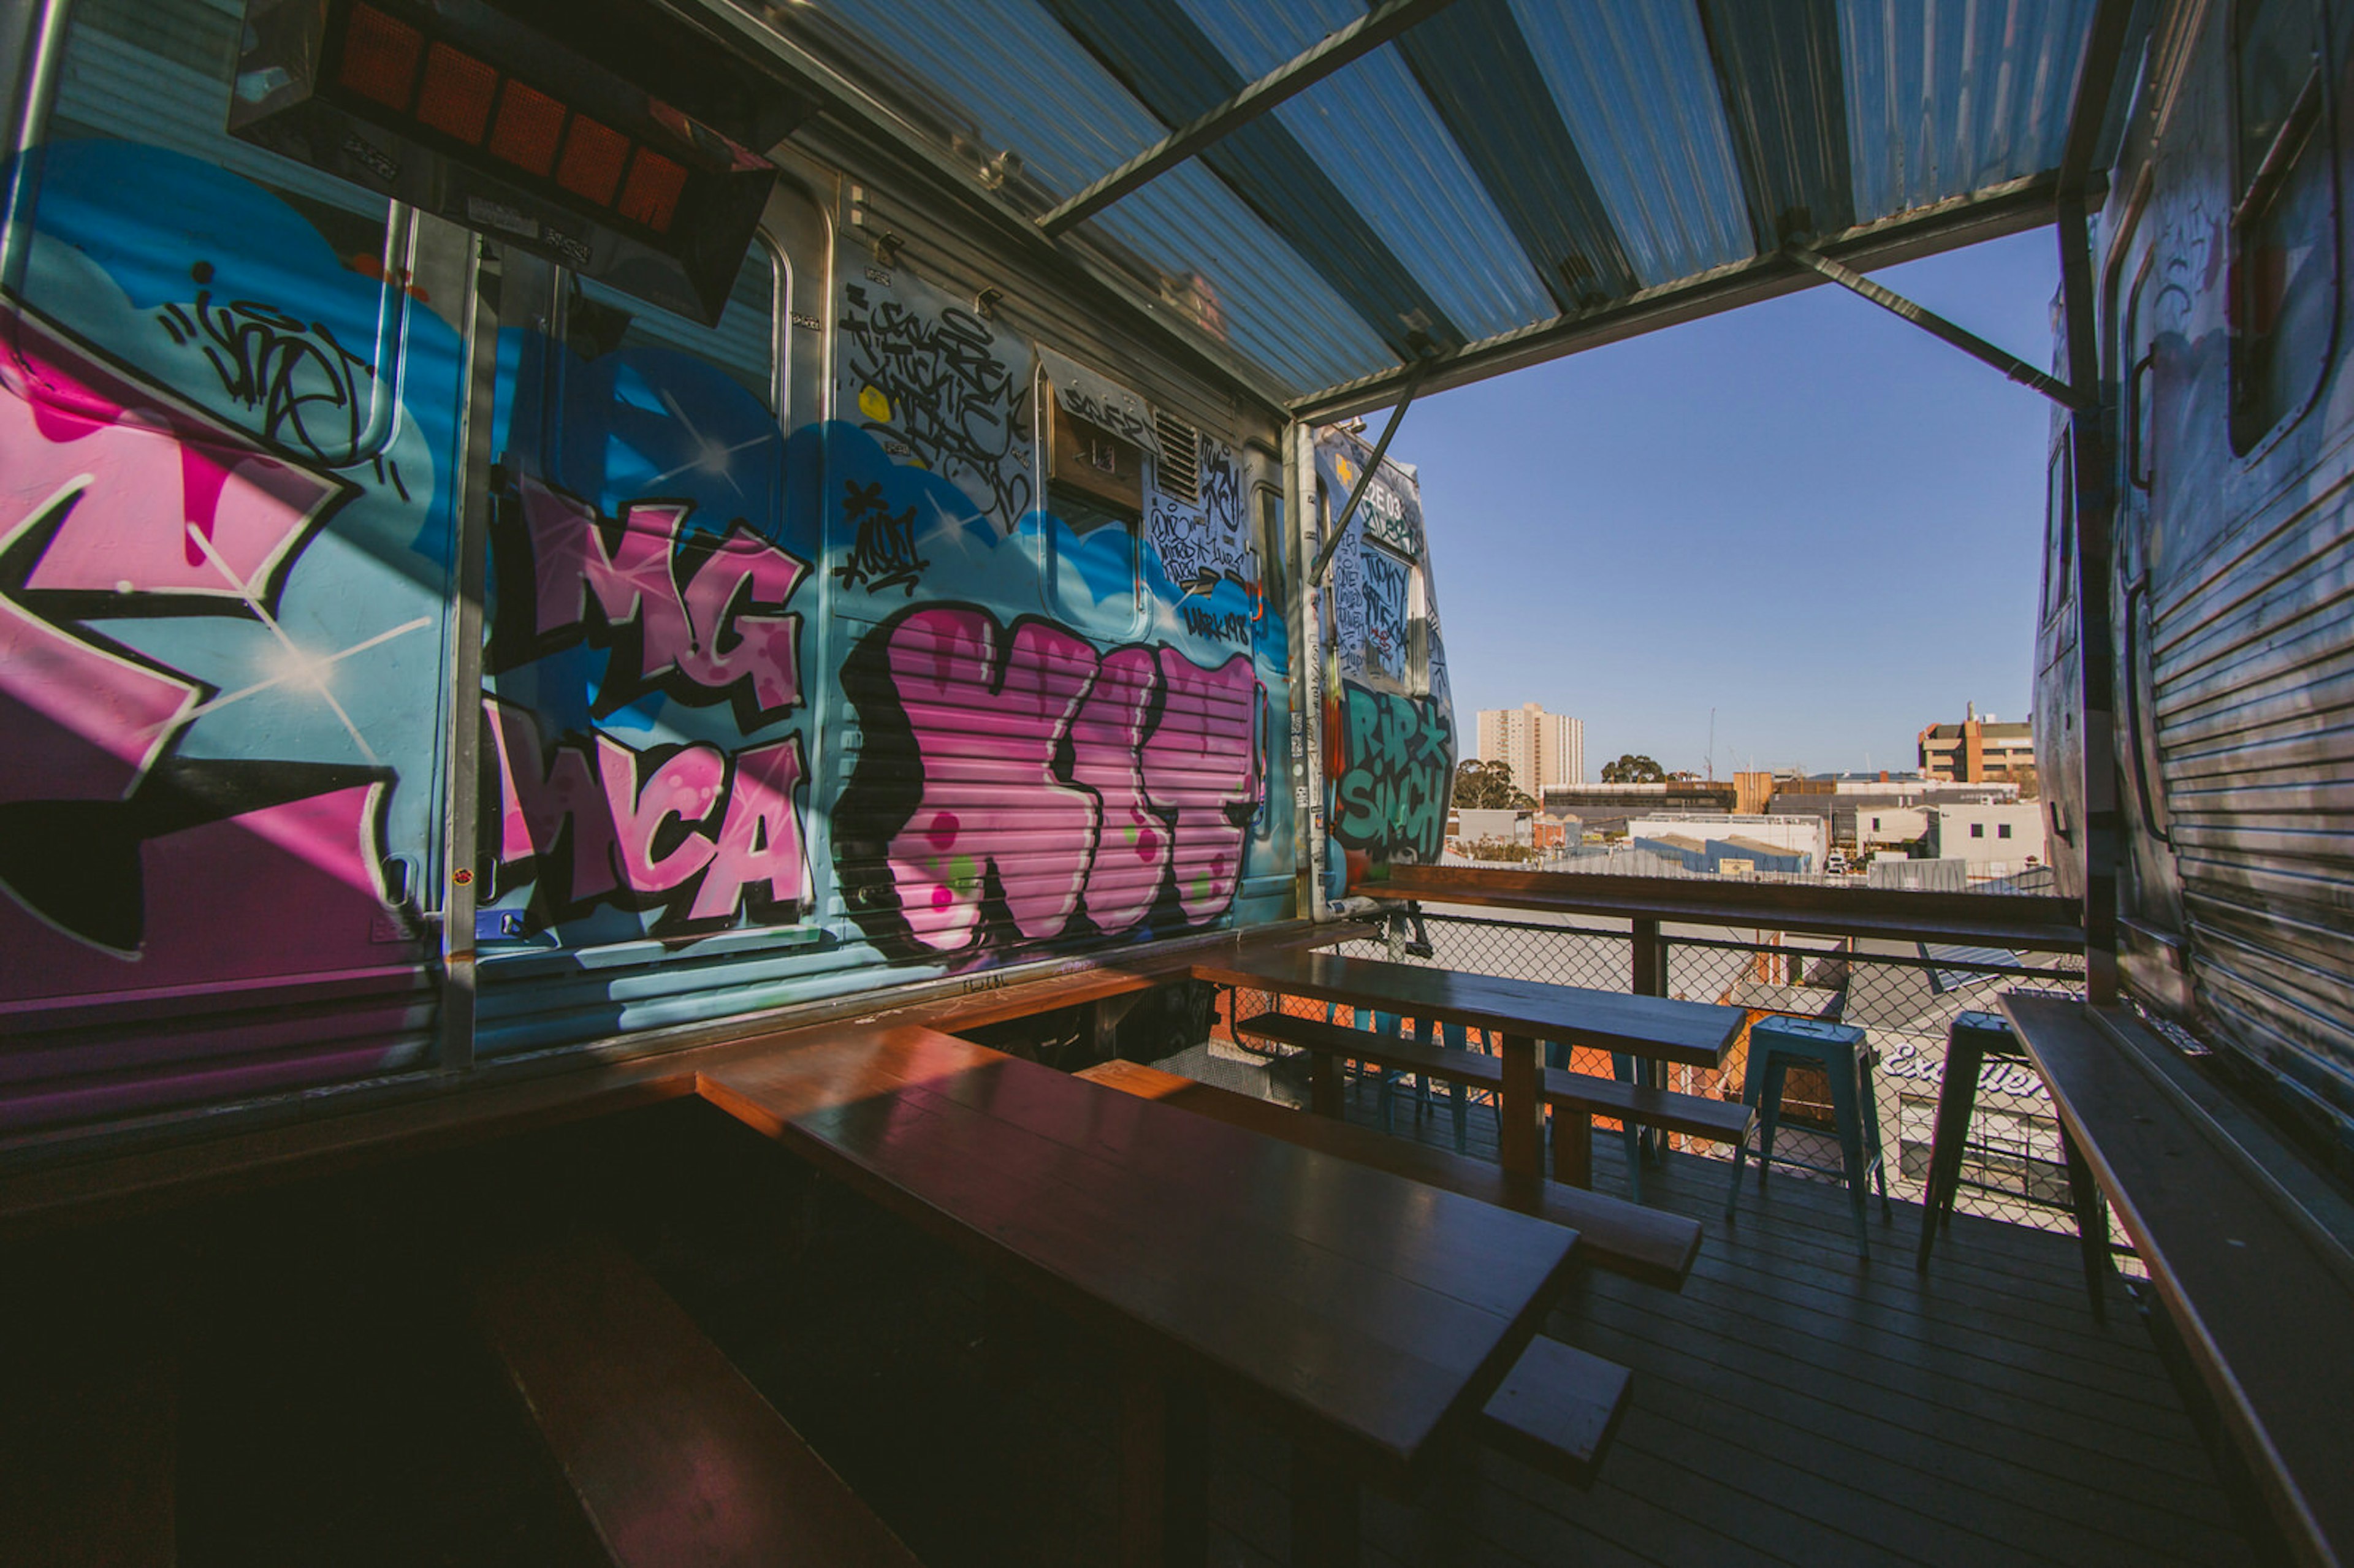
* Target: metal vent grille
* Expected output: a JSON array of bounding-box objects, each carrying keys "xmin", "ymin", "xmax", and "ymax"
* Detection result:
[{"xmin": 1154, "ymin": 409, "xmax": 1200, "ymax": 505}]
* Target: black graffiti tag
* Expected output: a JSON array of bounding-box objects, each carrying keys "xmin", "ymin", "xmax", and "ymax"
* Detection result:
[
  {"xmin": 836, "ymin": 479, "xmax": 928, "ymax": 597},
  {"xmin": 158, "ymin": 292, "xmax": 378, "ymax": 468},
  {"xmin": 840, "ymin": 285, "xmax": 1032, "ymax": 525}
]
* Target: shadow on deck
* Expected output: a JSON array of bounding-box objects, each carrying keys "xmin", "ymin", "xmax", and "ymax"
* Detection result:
[{"xmin": 36, "ymin": 1076, "xmax": 2247, "ymax": 1566}]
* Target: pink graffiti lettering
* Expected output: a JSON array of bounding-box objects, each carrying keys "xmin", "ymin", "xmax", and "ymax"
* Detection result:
[
  {"xmin": 520, "ymin": 476, "xmax": 806, "ymax": 723},
  {"xmin": 1067, "ymin": 645, "xmax": 1163, "ymax": 934},
  {"xmin": 1143, "ymin": 646, "xmax": 1257, "ymax": 923},
  {"xmin": 483, "ymin": 697, "xmax": 808, "ymax": 926},
  {"xmin": 607, "ymin": 741, "xmax": 725, "ymax": 894},
  {"xmin": 482, "ymin": 698, "xmax": 621, "ymax": 902},
  {"xmin": 689, "ymin": 740, "xmax": 809, "ymax": 920},
  {"xmin": 0, "ymin": 307, "xmax": 403, "ymax": 979},
  {"xmin": 882, "ymin": 609, "xmax": 1099, "ymax": 951},
  {"xmin": 863, "ymin": 607, "xmax": 1260, "ymax": 954}
]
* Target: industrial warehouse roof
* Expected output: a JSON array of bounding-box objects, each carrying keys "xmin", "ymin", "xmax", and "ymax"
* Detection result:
[{"xmin": 712, "ymin": 0, "xmax": 2131, "ymax": 417}]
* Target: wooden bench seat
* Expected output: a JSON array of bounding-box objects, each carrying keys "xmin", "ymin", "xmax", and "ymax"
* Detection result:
[
  {"xmin": 2002, "ymin": 995, "xmax": 2354, "ymax": 1568},
  {"xmin": 1478, "ymin": 1335, "xmax": 1632, "ymax": 1488},
  {"xmin": 475, "ymin": 1231, "xmax": 921, "ymax": 1568},
  {"xmin": 1233, "ymin": 1011, "xmax": 1752, "ymax": 1185},
  {"xmin": 1541, "ymin": 1064, "xmax": 1755, "ymax": 1190},
  {"xmin": 1074, "ymin": 1059, "xmax": 1699, "ymax": 1288}
]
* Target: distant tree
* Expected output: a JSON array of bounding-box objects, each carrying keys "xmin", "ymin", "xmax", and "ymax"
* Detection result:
[
  {"xmin": 1452, "ymin": 759, "xmax": 1534, "ymax": 810},
  {"xmin": 1600, "ymin": 753, "xmax": 1666, "ymax": 783},
  {"xmin": 2011, "ymin": 764, "xmax": 2041, "ymax": 800},
  {"xmin": 1464, "ymin": 839, "xmax": 1542, "ymax": 863}
]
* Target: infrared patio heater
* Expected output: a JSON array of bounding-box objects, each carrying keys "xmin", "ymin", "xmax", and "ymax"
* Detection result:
[{"xmin": 226, "ymin": 0, "xmax": 810, "ymax": 323}]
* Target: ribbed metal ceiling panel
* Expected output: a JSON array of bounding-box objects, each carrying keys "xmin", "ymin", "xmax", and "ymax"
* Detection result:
[{"xmin": 755, "ymin": 0, "xmax": 2108, "ymax": 409}]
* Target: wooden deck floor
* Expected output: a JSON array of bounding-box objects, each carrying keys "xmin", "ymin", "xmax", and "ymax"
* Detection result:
[
  {"xmin": 1320, "ymin": 1086, "xmax": 2253, "ymax": 1568},
  {"xmin": 660, "ymin": 1073, "xmax": 2254, "ymax": 1567},
  {"xmin": 45, "ymin": 1075, "xmax": 2250, "ymax": 1566}
]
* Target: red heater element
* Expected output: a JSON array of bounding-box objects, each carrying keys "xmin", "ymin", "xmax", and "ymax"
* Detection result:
[
  {"xmin": 556, "ymin": 115, "xmax": 630, "ymax": 207},
  {"xmin": 416, "ymin": 42, "xmax": 498, "ymax": 145},
  {"xmin": 488, "ymin": 80, "xmax": 566, "ymax": 177},
  {"xmin": 337, "ymin": 4, "xmax": 422, "ymax": 110},
  {"xmin": 617, "ymin": 147, "xmax": 687, "ymax": 234}
]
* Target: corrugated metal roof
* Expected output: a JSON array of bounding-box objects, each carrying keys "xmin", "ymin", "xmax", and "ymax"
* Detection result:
[{"xmin": 739, "ymin": 0, "xmax": 2110, "ymax": 414}]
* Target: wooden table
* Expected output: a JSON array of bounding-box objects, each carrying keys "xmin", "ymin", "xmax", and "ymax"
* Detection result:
[
  {"xmin": 1194, "ymin": 950, "xmax": 1743, "ymax": 1182},
  {"xmin": 700, "ymin": 1026, "xmax": 1582, "ymax": 1567}
]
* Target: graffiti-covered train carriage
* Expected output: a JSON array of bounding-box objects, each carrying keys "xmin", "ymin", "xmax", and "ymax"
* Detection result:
[
  {"xmin": 0, "ymin": 0, "xmax": 1452, "ymax": 1136},
  {"xmin": 2036, "ymin": 0, "xmax": 2354, "ymax": 1173}
]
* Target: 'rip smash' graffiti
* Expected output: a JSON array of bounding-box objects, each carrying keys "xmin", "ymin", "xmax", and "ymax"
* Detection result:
[
  {"xmin": 1332, "ymin": 682, "xmax": 1450, "ymax": 866},
  {"xmin": 486, "ymin": 477, "xmax": 813, "ymax": 928},
  {"xmin": 839, "ymin": 606, "xmax": 1260, "ymax": 956}
]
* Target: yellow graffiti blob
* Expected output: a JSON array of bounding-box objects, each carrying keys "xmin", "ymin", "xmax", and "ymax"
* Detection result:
[{"xmin": 858, "ymin": 384, "xmax": 894, "ymax": 423}]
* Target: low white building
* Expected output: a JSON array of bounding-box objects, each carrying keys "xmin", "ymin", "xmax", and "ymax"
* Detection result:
[
  {"xmin": 1927, "ymin": 802, "xmax": 2047, "ymax": 875},
  {"xmin": 1856, "ymin": 805, "xmax": 1928, "ymax": 848},
  {"xmin": 1448, "ymin": 807, "xmax": 1533, "ymax": 848}
]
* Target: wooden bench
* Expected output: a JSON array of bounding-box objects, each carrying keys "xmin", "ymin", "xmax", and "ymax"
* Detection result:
[
  {"xmin": 475, "ymin": 1230, "xmax": 921, "ymax": 1568},
  {"xmin": 1232, "ymin": 1011, "xmax": 1753, "ymax": 1188},
  {"xmin": 2002, "ymin": 995, "xmax": 2354, "ymax": 1568},
  {"xmin": 1076, "ymin": 1060, "xmax": 1636, "ymax": 1485}
]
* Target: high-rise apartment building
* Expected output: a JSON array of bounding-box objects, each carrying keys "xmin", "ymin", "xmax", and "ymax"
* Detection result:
[{"xmin": 1477, "ymin": 702, "xmax": 1585, "ymax": 797}]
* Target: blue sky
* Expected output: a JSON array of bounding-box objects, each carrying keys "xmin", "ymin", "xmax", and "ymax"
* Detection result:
[{"xmin": 1402, "ymin": 226, "xmax": 2063, "ymax": 780}]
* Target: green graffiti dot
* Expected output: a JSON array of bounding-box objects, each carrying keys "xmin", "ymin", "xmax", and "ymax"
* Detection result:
[
  {"xmin": 1122, "ymin": 821, "xmax": 1139, "ymax": 847},
  {"xmin": 951, "ymin": 853, "xmax": 980, "ymax": 892}
]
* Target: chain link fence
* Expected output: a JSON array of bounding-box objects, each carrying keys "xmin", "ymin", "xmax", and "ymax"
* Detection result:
[{"xmin": 1210, "ymin": 908, "xmax": 2099, "ymax": 1241}]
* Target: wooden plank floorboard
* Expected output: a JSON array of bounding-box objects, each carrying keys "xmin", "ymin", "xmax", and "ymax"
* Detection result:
[
  {"xmin": 1320, "ymin": 1084, "xmax": 2255, "ymax": 1567},
  {"xmin": 1569, "ymin": 1321, "xmax": 2249, "ymax": 1564},
  {"xmin": 1571, "ymin": 1298, "xmax": 2245, "ymax": 1544},
  {"xmin": 1564, "ymin": 1300, "xmax": 2239, "ymax": 1541}
]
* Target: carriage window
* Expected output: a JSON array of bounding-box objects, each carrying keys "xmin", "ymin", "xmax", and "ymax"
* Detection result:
[
  {"xmin": 570, "ymin": 243, "xmax": 779, "ymax": 409},
  {"xmin": 17, "ymin": 0, "xmax": 404, "ymax": 461},
  {"xmin": 1361, "ymin": 542, "xmax": 1412, "ymax": 689},
  {"xmin": 2125, "ymin": 259, "xmax": 2158, "ymax": 490},
  {"xmin": 1043, "ymin": 389, "xmax": 1145, "ymax": 633},
  {"xmin": 2230, "ymin": 0, "xmax": 2336, "ymax": 453},
  {"xmin": 2042, "ymin": 446, "xmax": 2075, "ymax": 624},
  {"xmin": 1254, "ymin": 483, "xmax": 1286, "ymax": 625}
]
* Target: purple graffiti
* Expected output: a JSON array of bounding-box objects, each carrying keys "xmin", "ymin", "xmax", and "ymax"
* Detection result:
[
  {"xmin": 484, "ymin": 697, "xmax": 809, "ymax": 927},
  {"xmin": 517, "ymin": 476, "xmax": 806, "ymax": 726},
  {"xmin": 0, "ymin": 306, "xmax": 408, "ymax": 986},
  {"xmin": 851, "ymin": 606, "xmax": 1259, "ymax": 956}
]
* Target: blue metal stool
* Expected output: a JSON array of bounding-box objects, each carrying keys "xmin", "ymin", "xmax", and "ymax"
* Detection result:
[
  {"xmin": 1726, "ymin": 1014, "xmax": 1892, "ymax": 1255},
  {"xmin": 1917, "ymin": 1011, "xmax": 2111, "ymax": 1319}
]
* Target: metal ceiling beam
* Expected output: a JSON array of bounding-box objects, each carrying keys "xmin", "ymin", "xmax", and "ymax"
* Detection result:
[
  {"xmin": 1040, "ymin": 0, "xmax": 1462, "ymax": 359},
  {"xmin": 1311, "ymin": 357, "xmax": 1431, "ymax": 587},
  {"xmin": 1035, "ymin": 0, "xmax": 1472, "ymax": 239},
  {"xmin": 1783, "ymin": 245, "xmax": 2085, "ymax": 408},
  {"xmin": 2055, "ymin": 0, "xmax": 2142, "ymax": 1002},
  {"xmin": 1292, "ymin": 172, "xmax": 2083, "ymax": 422}
]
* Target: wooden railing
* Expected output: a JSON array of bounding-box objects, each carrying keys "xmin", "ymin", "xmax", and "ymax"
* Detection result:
[{"xmin": 1358, "ymin": 864, "xmax": 2085, "ymax": 954}]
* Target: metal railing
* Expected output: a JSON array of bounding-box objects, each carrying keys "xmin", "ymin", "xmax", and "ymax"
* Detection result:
[{"xmin": 1212, "ymin": 904, "xmax": 2096, "ymax": 1238}]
